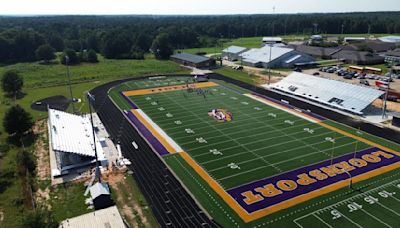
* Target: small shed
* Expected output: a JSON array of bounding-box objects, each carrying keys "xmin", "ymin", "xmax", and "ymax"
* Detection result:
[{"xmin": 90, "ymin": 182, "xmax": 113, "ymax": 210}]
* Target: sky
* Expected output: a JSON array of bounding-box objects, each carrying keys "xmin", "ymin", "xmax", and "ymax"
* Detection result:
[{"xmin": 1, "ymin": 0, "xmax": 400, "ymax": 15}]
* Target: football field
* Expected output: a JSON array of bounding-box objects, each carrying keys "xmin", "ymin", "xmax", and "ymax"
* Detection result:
[{"xmin": 109, "ymin": 76, "xmax": 400, "ymax": 227}]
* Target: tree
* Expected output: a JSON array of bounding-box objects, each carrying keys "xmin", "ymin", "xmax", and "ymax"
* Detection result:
[
  {"xmin": 47, "ymin": 34, "xmax": 64, "ymax": 52},
  {"xmin": 21, "ymin": 207, "xmax": 58, "ymax": 228},
  {"xmin": 60, "ymin": 48, "xmax": 80, "ymax": 65},
  {"xmin": 151, "ymin": 33, "xmax": 174, "ymax": 60},
  {"xmin": 1, "ymin": 70, "xmax": 23, "ymax": 98},
  {"xmin": 3, "ymin": 105, "xmax": 33, "ymax": 136},
  {"xmin": 86, "ymin": 49, "xmax": 98, "ymax": 63},
  {"xmin": 35, "ymin": 44, "xmax": 56, "ymax": 63},
  {"xmin": 130, "ymin": 45, "xmax": 145, "ymax": 60}
]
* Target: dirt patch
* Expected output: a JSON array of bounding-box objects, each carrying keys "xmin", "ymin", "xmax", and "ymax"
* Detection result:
[
  {"xmin": 36, "ymin": 187, "xmax": 51, "ymax": 210},
  {"xmin": 33, "ymin": 120, "xmax": 50, "ymax": 181},
  {"xmin": 104, "ymin": 172, "xmax": 152, "ymax": 228},
  {"xmin": 372, "ymin": 99, "xmax": 400, "ymax": 113}
]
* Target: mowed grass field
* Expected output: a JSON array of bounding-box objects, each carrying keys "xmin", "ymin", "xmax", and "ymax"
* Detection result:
[{"xmin": 110, "ymin": 76, "xmax": 400, "ymax": 227}]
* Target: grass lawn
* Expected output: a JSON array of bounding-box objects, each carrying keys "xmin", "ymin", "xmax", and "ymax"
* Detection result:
[
  {"xmin": 48, "ymin": 183, "xmax": 91, "ymax": 222},
  {"xmin": 213, "ymin": 67, "xmax": 258, "ymax": 85},
  {"xmin": 110, "ymin": 77, "xmax": 400, "ymax": 227},
  {"xmin": 181, "ymin": 34, "xmax": 399, "ymax": 56},
  {"xmin": 0, "ymin": 55, "xmax": 189, "ymax": 228}
]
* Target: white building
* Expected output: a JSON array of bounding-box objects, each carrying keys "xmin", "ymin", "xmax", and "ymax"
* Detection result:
[
  {"xmin": 222, "ymin": 46, "xmax": 248, "ymax": 61},
  {"xmin": 262, "ymin": 37, "xmax": 283, "ymax": 45},
  {"xmin": 344, "ymin": 37, "xmax": 366, "ymax": 43},
  {"xmin": 379, "ymin": 36, "xmax": 400, "ymax": 43},
  {"xmin": 48, "ymin": 109, "xmax": 108, "ymax": 177},
  {"xmin": 59, "ymin": 206, "xmax": 125, "ymax": 228},
  {"xmin": 239, "ymin": 46, "xmax": 315, "ymax": 69},
  {"xmin": 266, "ymin": 72, "xmax": 384, "ymax": 115}
]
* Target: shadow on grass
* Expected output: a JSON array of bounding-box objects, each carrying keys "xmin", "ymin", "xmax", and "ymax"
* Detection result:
[{"xmin": 7, "ymin": 132, "xmax": 37, "ymax": 148}]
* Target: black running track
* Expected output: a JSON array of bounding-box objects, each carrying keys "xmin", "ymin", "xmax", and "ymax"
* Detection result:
[
  {"xmin": 90, "ymin": 74, "xmax": 400, "ymax": 228},
  {"xmin": 90, "ymin": 76, "xmax": 220, "ymax": 228}
]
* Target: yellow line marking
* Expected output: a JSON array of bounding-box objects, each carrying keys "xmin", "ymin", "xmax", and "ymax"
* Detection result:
[
  {"xmin": 178, "ymin": 117, "xmax": 400, "ymax": 223},
  {"xmin": 247, "ymin": 94, "xmax": 322, "ymax": 123},
  {"xmin": 247, "ymin": 161, "xmax": 400, "ymax": 221},
  {"xmin": 123, "ymin": 82, "xmax": 218, "ymax": 96},
  {"xmin": 131, "ymin": 109, "xmax": 176, "ymax": 154},
  {"xmin": 179, "ymin": 152, "xmax": 251, "ymax": 220},
  {"xmin": 318, "ymin": 122, "xmax": 400, "ymax": 157}
]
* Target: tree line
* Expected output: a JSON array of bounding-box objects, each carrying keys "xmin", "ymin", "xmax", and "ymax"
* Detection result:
[{"xmin": 0, "ymin": 12, "xmax": 400, "ymax": 63}]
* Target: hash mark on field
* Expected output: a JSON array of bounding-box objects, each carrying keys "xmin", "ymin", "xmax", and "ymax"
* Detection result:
[{"xmin": 293, "ymin": 179, "xmax": 400, "ymax": 228}]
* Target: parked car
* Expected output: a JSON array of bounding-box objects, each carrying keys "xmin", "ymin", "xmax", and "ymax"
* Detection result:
[
  {"xmin": 344, "ymin": 74, "xmax": 353, "ymax": 79},
  {"xmin": 360, "ymin": 79, "xmax": 370, "ymax": 86},
  {"xmin": 294, "ymin": 67, "xmax": 302, "ymax": 72},
  {"xmin": 313, "ymin": 72, "xmax": 320, "ymax": 76}
]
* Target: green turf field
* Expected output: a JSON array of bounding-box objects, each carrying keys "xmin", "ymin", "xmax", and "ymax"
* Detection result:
[{"xmin": 110, "ymin": 76, "xmax": 400, "ymax": 227}]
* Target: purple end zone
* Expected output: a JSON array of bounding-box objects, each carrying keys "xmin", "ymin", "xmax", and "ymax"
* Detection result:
[
  {"xmin": 227, "ymin": 147, "xmax": 400, "ymax": 214},
  {"xmin": 125, "ymin": 111, "xmax": 170, "ymax": 156},
  {"xmin": 120, "ymin": 92, "xmax": 139, "ymax": 109},
  {"xmin": 251, "ymin": 93, "xmax": 326, "ymax": 121}
]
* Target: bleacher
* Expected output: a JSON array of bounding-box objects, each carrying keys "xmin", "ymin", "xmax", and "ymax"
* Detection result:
[
  {"xmin": 48, "ymin": 109, "xmax": 106, "ymax": 176},
  {"xmin": 265, "ymin": 72, "xmax": 385, "ymax": 115}
]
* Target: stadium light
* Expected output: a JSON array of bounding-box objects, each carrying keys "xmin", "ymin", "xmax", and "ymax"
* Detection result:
[
  {"xmin": 87, "ymin": 92, "xmax": 101, "ymax": 183},
  {"xmin": 65, "ymin": 55, "xmax": 76, "ymax": 114}
]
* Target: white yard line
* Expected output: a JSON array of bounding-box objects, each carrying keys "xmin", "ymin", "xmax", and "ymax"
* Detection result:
[
  {"xmin": 213, "ymin": 140, "xmax": 353, "ymax": 181},
  {"xmin": 293, "ymin": 179, "xmax": 400, "ymax": 228},
  {"xmin": 360, "ymin": 208, "xmax": 392, "ymax": 228},
  {"xmin": 208, "ymin": 135, "xmax": 347, "ymax": 173},
  {"xmin": 158, "ymin": 91, "xmax": 275, "ymax": 171},
  {"xmin": 199, "ymin": 131, "xmax": 333, "ymax": 165},
  {"xmin": 244, "ymin": 93, "xmax": 319, "ymax": 123},
  {"xmin": 313, "ymin": 214, "xmax": 333, "ymax": 228},
  {"xmin": 183, "ymin": 121, "xmax": 322, "ymax": 151}
]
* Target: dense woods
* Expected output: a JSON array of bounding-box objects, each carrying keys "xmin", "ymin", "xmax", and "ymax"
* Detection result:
[{"xmin": 0, "ymin": 12, "xmax": 400, "ymax": 63}]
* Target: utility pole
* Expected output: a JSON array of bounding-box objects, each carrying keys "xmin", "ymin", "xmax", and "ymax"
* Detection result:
[
  {"xmin": 65, "ymin": 56, "xmax": 76, "ymax": 114},
  {"xmin": 268, "ymin": 43, "xmax": 273, "ymax": 85},
  {"xmin": 341, "ymin": 24, "xmax": 345, "ymax": 36},
  {"xmin": 382, "ymin": 81, "xmax": 390, "ymax": 119},
  {"xmin": 87, "ymin": 92, "xmax": 101, "ymax": 182}
]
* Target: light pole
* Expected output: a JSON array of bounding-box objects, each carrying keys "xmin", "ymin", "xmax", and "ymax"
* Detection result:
[
  {"xmin": 268, "ymin": 43, "xmax": 273, "ymax": 85},
  {"xmin": 87, "ymin": 92, "xmax": 101, "ymax": 182},
  {"xmin": 353, "ymin": 130, "xmax": 363, "ymax": 160},
  {"xmin": 343, "ymin": 170, "xmax": 353, "ymax": 189},
  {"xmin": 382, "ymin": 80, "xmax": 391, "ymax": 119},
  {"xmin": 65, "ymin": 56, "xmax": 76, "ymax": 114}
]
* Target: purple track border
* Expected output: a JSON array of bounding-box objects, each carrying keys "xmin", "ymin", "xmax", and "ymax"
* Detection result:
[
  {"xmin": 227, "ymin": 147, "xmax": 400, "ymax": 214},
  {"xmin": 125, "ymin": 111, "xmax": 170, "ymax": 157}
]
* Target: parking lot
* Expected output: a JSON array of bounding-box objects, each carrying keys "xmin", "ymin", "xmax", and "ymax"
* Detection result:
[{"xmin": 302, "ymin": 67, "xmax": 400, "ymax": 92}]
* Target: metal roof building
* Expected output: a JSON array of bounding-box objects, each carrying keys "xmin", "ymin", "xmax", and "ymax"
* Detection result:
[
  {"xmin": 59, "ymin": 206, "xmax": 125, "ymax": 228},
  {"xmin": 262, "ymin": 37, "xmax": 283, "ymax": 44},
  {"xmin": 379, "ymin": 36, "xmax": 400, "ymax": 43},
  {"xmin": 48, "ymin": 109, "xmax": 107, "ymax": 177},
  {"xmin": 267, "ymin": 72, "xmax": 384, "ymax": 115},
  {"xmin": 222, "ymin": 46, "xmax": 248, "ymax": 61},
  {"xmin": 239, "ymin": 46, "xmax": 315, "ymax": 68},
  {"xmin": 170, "ymin": 53, "xmax": 215, "ymax": 69}
]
